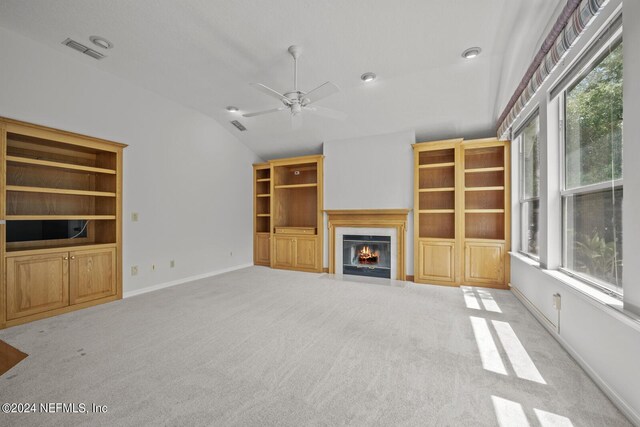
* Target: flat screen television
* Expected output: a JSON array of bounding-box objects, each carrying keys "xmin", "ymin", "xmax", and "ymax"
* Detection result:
[{"xmin": 6, "ymin": 220, "xmax": 88, "ymax": 243}]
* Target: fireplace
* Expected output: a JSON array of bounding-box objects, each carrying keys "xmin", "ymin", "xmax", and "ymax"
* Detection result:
[
  {"xmin": 343, "ymin": 235, "xmax": 391, "ymax": 278},
  {"xmin": 325, "ymin": 209, "xmax": 410, "ymax": 280}
]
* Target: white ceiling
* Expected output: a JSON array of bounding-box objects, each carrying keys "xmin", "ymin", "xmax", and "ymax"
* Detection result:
[{"xmin": 0, "ymin": 0, "xmax": 563, "ymax": 159}]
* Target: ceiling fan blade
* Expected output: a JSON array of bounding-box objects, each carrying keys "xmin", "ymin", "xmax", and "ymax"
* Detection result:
[
  {"xmin": 250, "ymin": 83, "xmax": 288, "ymax": 102},
  {"xmin": 303, "ymin": 81, "xmax": 339, "ymax": 105},
  {"xmin": 291, "ymin": 113, "xmax": 302, "ymax": 130},
  {"xmin": 242, "ymin": 107, "xmax": 286, "ymax": 118},
  {"xmin": 304, "ymin": 105, "xmax": 347, "ymax": 121}
]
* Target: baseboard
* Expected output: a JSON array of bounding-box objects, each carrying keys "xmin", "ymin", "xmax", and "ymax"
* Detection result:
[
  {"xmin": 510, "ymin": 284, "xmax": 557, "ymax": 332},
  {"xmin": 511, "ymin": 284, "xmax": 640, "ymax": 426},
  {"xmin": 123, "ymin": 263, "xmax": 253, "ymax": 299}
]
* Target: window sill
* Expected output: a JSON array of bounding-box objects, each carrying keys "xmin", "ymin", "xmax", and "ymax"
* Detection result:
[{"xmin": 509, "ymin": 252, "xmax": 640, "ymax": 332}]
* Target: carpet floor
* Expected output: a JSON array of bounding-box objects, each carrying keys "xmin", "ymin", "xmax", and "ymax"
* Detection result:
[{"xmin": 0, "ymin": 267, "xmax": 631, "ymax": 426}]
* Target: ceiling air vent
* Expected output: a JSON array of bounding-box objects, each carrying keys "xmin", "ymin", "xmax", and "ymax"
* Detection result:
[
  {"xmin": 231, "ymin": 120, "xmax": 247, "ymax": 131},
  {"xmin": 62, "ymin": 38, "xmax": 106, "ymax": 60}
]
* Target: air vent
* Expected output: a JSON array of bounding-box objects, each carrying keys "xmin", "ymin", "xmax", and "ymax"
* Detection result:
[
  {"xmin": 62, "ymin": 38, "xmax": 106, "ymax": 60},
  {"xmin": 231, "ymin": 120, "xmax": 247, "ymax": 131}
]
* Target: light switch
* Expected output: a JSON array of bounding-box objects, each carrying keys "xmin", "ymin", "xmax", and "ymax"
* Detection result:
[{"xmin": 131, "ymin": 212, "xmax": 139, "ymax": 222}]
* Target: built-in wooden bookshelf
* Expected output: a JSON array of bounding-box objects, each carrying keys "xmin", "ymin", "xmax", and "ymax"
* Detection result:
[
  {"xmin": 413, "ymin": 138, "xmax": 510, "ymax": 288},
  {"xmin": 253, "ymin": 155, "xmax": 323, "ymax": 272},
  {"xmin": 0, "ymin": 117, "xmax": 126, "ymax": 329},
  {"xmin": 270, "ymin": 156, "xmax": 323, "ymax": 272},
  {"xmin": 253, "ymin": 163, "xmax": 271, "ymax": 265}
]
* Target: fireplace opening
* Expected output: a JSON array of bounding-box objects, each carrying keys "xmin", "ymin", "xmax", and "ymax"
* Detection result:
[{"xmin": 342, "ymin": 235, "xmax": 391, "ymax": 279}]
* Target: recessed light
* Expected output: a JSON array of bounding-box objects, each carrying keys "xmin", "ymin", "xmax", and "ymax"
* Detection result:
[
  {"xmin": 361, "ymin": 72, "xmax": 377, "ymax": 82},
  {"xmin": 89, "ymin": 36, "xmax": 113, "ymax": 50},
  {"xmin": 226, "ymin": 106, "xmax": 239, "ymax": 112},
  {"xmin": 462, "ymin": 47, "xmax": 481, "ymax": 59}
]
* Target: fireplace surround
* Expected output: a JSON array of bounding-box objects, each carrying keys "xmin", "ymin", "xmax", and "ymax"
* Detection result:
[{"xmin": 325, "ymin": 209, "xmax": 410, "ymax": 280}]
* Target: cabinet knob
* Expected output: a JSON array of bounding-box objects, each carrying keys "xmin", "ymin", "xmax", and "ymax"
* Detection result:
[
  {"xmin": 71, "ymin": 256, "xmax": 76, "ymax": 260},
  {"xmin": 64, "ymin": 257, "xmax": 69, "ymax": 260}
]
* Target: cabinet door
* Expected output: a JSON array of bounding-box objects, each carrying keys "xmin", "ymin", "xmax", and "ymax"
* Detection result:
[
  {"xmin": 418, "ymin": 239, "xmax": 455, "ymax": 283},
  {"xmin": 272, "ymin": 236, "xmax": 295, "ymax": 268},
  {"xmin": 6, "ymin": 252, "xmax": 69, "ymax": 320},
  {"xmin": 69, "ymin": 248, "xmax": 116, "ymax": 305},
  {"xmin": 255, "ymin": 234, "xmax": 270, "ymax": 265},
  {"xmin": 295, "ymin": 236, "xmax": 318, "ymax": 270},
  {"xmin": 464, "ymin": 242, "xmax": 505, "ymax": 285}
]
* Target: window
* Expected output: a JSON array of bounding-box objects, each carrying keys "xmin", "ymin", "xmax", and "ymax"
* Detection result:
[
  {"xmin": 518, "ymin": 113, "xmax": 540, "ymax": 258},
  {"xmin": 561, "ymin": 39, "xmax": 623, "ymax": 294}
]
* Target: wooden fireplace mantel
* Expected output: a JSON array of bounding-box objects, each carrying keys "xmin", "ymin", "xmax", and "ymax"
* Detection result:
[{"xmin": 324, "ymin": 209, "xmax": 411, "ymax": 280}]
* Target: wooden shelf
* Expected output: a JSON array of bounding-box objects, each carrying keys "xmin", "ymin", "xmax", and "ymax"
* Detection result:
[
  {"xmin": 256, "ymin": 193, "xmax": 271, "ymax": 197},
  {"xmin": 465, "ymin": 166, "xmax": 504, "ymax": 173},
  {"xmin": 418, "ymin": 162, "xmax": 455, "ymax": 169},
  {"xmin": 6, "ymin": 215, "xmax": 116, "ymax": 221},
  {"xmin": 5, "ymin": 242, "xmax": 116, "ymax": 256},
  {"xmin": 6, "ymin": 185, "xmax": 116, "ymax": 197},
  {"xmin": 414, "ymin": 138, "xmax": 509, "ymax": 288},
  {"xmin": 418, "ymin": 209, "xmax": 455, "ymax": 214},
  {"xmin": 256, "ymin": 178, "xmax": 271, "ymax": 182},
  {"xmin": 6, "ymin": 155, "xmax": 116, "ymax": 175},
  {"xmin": 419, "ymin": 187, "xmax": 455, "ymax": 192},
  {"xmin": 274, "ymin": 183, "xmax": 317, "ymax": 189},
  {"xmin": 465, "ymin": 186, "xmax": 504, "ymax": 192}
]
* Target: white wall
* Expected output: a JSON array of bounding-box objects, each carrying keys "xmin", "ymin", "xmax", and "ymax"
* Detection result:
[
  {"xmin": 507, "ymin": 0, "xmax": 640, "ymax": 423},
  {"xmin": 0, "ymin": 27, "xmax": 261, "ymax": 295},
  {"xmin": 323, "ymin": 130, "xmax": 415, "ymax": 274}
]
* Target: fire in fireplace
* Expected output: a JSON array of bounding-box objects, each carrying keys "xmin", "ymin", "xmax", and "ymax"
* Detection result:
[{"xmin": 343, "ymin": 235, "xmax": 391, "ymax": 279}]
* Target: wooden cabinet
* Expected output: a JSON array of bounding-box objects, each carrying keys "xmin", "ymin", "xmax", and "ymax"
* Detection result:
[
  {"xmin": 272, "ymin": 235, "xmax": 318, "ymax": 271},
  {"xmin": 6, "ymin": 252, "xmax": 69, "ymax": 320},
  {"xmin": 295, "ymin": 236, "xmax": 318, "ymax": 270},
  {"xmin": 417, "ymin": 240, "xmax": 455, "ymax": 283},
  {"xmin": 254, "ymin": 233, "xmax": 270, "ymax": 266},
  {"xmin": 1, "ymin": 117, "xmax": 125, "ymax": 329},
  {"xmin": 69, "ymin": 248, "xmax": 116, "ymax": 305},
  {"xmin": 413, "ymin": 138, "xmax": 510, "ymax": 289},
  {"xmin": 255, "ymin": 155, "xmax": 323, "ymax": 273},
  {"xmin": 464, "ymin": 241, "xmax": 505, "ymax": 285},
  {"xmin": 273, "ymin": 236, "xmax": 295, "ymax": 268}
]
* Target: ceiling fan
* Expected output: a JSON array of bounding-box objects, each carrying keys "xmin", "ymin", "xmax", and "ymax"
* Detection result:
[{"xmin": 243, "ymin": 45, "xmax": 346, "ymax": 129}]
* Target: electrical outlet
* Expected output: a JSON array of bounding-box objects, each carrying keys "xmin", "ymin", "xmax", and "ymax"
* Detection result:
[
  {"xmin": 170, "ymin": 260, "xmax": 175, "ymax": 268},
  {"xmin": 131, "ymin": 212, "xmax": 139, "ymax": 222},
  {"xmin": 152, "ymin": 264, "xmax": 156, "ymax": 271},
  {"xmin": 553, "ymin": 293, "xmax": 562, "ymax": 310},
  {"xmin": 131, "ymin": 266, "xmax": 138, "ymax": 276}
]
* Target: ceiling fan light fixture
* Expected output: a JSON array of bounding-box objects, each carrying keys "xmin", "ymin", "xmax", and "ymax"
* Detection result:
[
  {"xmin": 226, "ymin": 106, "xmax": 239, "ymax": 113},
  {"xmin": 361, "ymin": 72, "xmax": 377, "ymax": 82},
  {"xmin": 462, "ymin": 47, "xmax": 481, "ymax": 59}
]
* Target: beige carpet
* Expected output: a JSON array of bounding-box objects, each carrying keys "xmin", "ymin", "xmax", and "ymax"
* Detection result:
[{"xmin": 0, "ymin": 267, "xmax": 630, "ymax": 426}]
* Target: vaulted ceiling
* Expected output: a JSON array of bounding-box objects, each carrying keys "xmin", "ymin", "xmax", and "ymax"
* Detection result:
[{"xmin": 0, "ymin": 0, "xmax": 563, "ymax": 158}]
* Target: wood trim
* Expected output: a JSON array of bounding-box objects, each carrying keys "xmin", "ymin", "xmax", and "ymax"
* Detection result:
[
  {"xmin": 412, "ymin": 138, "xmax": 464, "ymax": 150},
  {"xmin": 4, "ymin": 294, "xmax": 119, "ymax": 328},
  {"xmin": 0, "ymin": 122, "xmax": 6, "ymax": 328},
  {"xmin": 268, "ymin": 154, "xmax": 324, "ymax": 166},
  {"xmin": 2, "ymin": 117, "xmax": 127, "ymax": 150},
  {"xmin": 6, "ymin": 243, "xmax": 117, "ymax": 258},
  {"xmin": 325, "ymin": 209, "xmax": 410, "ymax": 281}
]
